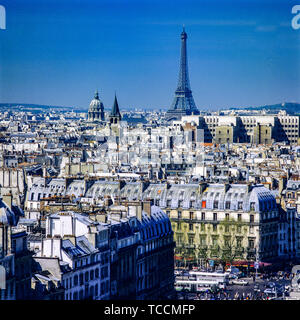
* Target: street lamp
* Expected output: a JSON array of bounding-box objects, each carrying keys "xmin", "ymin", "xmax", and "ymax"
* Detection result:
[{"xmin": 254, "ymin": 247, "xmax": 259, "ymax": 282}]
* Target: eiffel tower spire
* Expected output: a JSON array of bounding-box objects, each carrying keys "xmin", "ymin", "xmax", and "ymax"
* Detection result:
[{"xmin": 166, "ymin": 27, "xmax": 199, "ymax": 121}]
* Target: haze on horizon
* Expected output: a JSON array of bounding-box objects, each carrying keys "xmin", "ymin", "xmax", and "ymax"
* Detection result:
[{"xmin": 0, "ymin": 0, "xmax": 300, "ymax": 111}]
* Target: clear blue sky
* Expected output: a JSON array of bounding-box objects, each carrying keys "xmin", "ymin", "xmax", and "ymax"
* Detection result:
[{"xmin": 0, "ymin": 0, "xmax": 300, "ymax": 111}]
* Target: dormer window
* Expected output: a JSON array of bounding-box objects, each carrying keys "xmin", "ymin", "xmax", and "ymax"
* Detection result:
[{"xmin": 213, "ymin": 200, "xmax": 218, "ymax": 209}]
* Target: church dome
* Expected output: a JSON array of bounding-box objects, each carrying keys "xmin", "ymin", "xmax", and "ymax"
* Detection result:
[
  {"xmin": 89, "ymin": 91, "xmax": 103, "ymax": 111},
  {"xmin": 88, "ymin": 90, "xmax": 105, "ymax": 121}
]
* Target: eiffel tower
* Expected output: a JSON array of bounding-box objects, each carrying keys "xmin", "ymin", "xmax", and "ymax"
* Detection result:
[{"xmin": 166, "ymin": 27, "xmax": 199, "ymax": 121}]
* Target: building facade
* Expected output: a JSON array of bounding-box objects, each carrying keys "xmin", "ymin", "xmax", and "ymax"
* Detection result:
[{"xmin": 180, "ymin": 110, "xmax": 300, "ymax": 145}]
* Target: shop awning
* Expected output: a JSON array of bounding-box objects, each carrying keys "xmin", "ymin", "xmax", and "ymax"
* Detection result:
[{"xmin": 231, "ymin": 260, "xmax": 254, "ymax": 267}]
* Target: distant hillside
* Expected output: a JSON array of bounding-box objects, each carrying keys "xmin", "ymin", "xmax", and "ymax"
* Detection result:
[
  {"xmin": 0, "ymin": 103, "xmax": 92, "ymax": 114},
  {"xmin": 231, "ymin": 102, "xmax": 300, "ymax": 114},
  {"xmin": 0, "ymin": 102, "xmax": 74, "ymax": 110}
]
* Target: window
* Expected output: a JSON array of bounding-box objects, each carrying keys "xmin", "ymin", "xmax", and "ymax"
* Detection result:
[
  {"xmin": 178, "ymin": 211, "xmax": 182, "ymax": 219},
  {"xmin": 224, "ymin": 237, "xmax": 230, "ymax": 247},
  {"xmin": 201, "ymin": 223, "xmax": 205, "ymax": 232},
  {"xmin": 90, "ymin": 269, "xmax": 94, "ymax": 280},
  {"xmin": 73, "ymin": 275, "xmax": 78, "ymax": 286},
  {"xmin": 248, "ymin": 239, "xmax": 255, "ymax": 249},
  {"xmin": 177, "ymin": 222, "xmax": 181, "ymax": 231},
  {"xmin": 238, "ymin": 202, "xmax": 243, "ymax": 210},
  {"xmin": 202, "ymin": 200, "xmax": 206, "ymax": 208},
  {"xmin": 212, "ymin": 237, "xmax": 218, "ymax": 247},
  {"xmin": 190, "ymin": 212, "xmax": 194, "ymax": 220},
  {"xmin": 22, "ymin": 238, "xmax": 27, "ymax": 251},
  {"xmin": 79, "ymin": 289, "xmax": 84, "ymax": 300},
  {"xmin": 79, "ymin": 273, "xmax": 83, "ymax": 285},
  {"xmin": 213, "ymin": 201, "xmax": 219, "ymax": 209},
  {"xmin": 201, "ymin": 212, "xmax": 205, "ymax": 220},
  {"xmin": 177, "ymin": 235, "xmax": 182, "ymax": 245},
  {"xmin": 250, "ymin": 225, "xmax": 254, "ymax": 234},
  {"xmin": 213, "ymin": 213, "xmax": 217, "ymax": 221},
  {"xmin": 225, "ymin": 201, "xmax": 230, "ymax": 209},
  {"xmin": 213, "ymin": 224, "xmax": 217, "ymax": 232},
  {"xmin": 12, "ymin": 240, "xmax": 16, "ymax": 253},
  {"xmin": 225, "ymin": 213, "xmax": 229, "ymax": 220},
  {"xmin": 250, "ymin": 202, "xmax": 255, "ymax": 210},
  {"xmin": 90, "ymin": 286, "xmax": 94, "ymax": 298},
  {"xmin": 238, "ymin": 214, "xmax": 242, "ymax": 222},
  {"xmin": 250, "ymin": 215, "xmax": 254, "ymax": 223},
  {"xmin": 189, "ymin": 223, "xmax": 194, "ymax": 231},
  {"xmin": 200, "ymin": 236, "xmax": 206, "ymax": 246}
]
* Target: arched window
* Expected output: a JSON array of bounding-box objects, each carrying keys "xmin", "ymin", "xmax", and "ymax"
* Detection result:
[
  {"xmin": 90, "ymin": 286, "xmax": 94, "ymax": 298},
  {"xmin": 79, "ymin": 289, "xmax": 84, "ymax": 300},
  {"xmin": 90, "ymin": 269, "xmax": 94, "ymax": 280},
  {"xmin": 73, "ymin": 275, "xmax": 78, "ymax": 286}
]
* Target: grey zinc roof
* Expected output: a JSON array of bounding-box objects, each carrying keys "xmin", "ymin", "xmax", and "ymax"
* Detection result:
[
  {"xmin": 138, "ymin": 206, "xmax": 172, "ymax": 241},
  {"xmin": 76, "ymin": 235, "xmax": 97, "ymax": 254},
  {"xmin": 62, "ymin": 239, "xmax": 86, "ymax": 259},
  {"xmin": 85, "ymin": 181, "xmax": 120, "ymax": 198},
  {"xmin": 66, "ymin": 180, "xmax": 85, "ymax": 197},
  {"xmin": 120, "ymin": 182, "xmax": 142, "ymax": 200},
  {"xmin": 287, "ymin": 180, "xmax": 300, "ymax": 190},
  {"xmin": 0, "ymin": 199, "xmax": 23, "ymax": 226}
]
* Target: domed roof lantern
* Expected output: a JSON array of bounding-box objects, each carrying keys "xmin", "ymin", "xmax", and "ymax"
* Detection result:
[{"xmin": 88, "ymin": 89, "xmax": 105, "ymax": 121}]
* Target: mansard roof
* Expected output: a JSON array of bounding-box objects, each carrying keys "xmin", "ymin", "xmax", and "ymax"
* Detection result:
[
  {"xmin": 0, "ymin": 199, "xmax": 23, "ymax": 226},
  {"xmin": 138, "ymin": 205, "xmax": 172, "ymax": 241}
]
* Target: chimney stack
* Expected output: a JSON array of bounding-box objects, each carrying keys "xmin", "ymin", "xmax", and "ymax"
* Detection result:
[
  {"xmin": 142, "ymin": 200, "xmax": 152, "ymax": 217},
  {"xmin": 247, "ymin": 183, "xmax": 252, "ymax": 193},
  {"xmin": 104, "ymin": 196, "xmax": 113, "ymax": 207},
  {"xmin": 97, "ymin": 213, "xmax": 108, "ymax": 223},
  {"xmin": 2, "ymin": 191, "xmax": 12, "ymax": 209},
  {"xmin": 63, "ymin": 235, "xmax": 76, "ymax": 245},
  {"xmin": 224, "ymin": 183, "xmax": 230, "ymax": 193},
  {"xmin": 137, "ymin": 204, "xmax": 142, "ymax": 221},
  {"xmin": 199, "ymin": 182, "xmax": 207, "ymax": 194}
]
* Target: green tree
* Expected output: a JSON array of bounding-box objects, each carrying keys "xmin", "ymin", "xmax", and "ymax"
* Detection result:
[{"xmin": 218, "ymin": 218, "xmax": 248, "ymax": 266}]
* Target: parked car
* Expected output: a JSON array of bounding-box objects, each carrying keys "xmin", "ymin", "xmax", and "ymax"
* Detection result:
[
  {"xmin": 264, "ymin": 288, "xmax": 275, "ymax": 295},
  {"xmin": 285, "ymin": 285, "xmax": 290, "ymax": 291},
  {"xmin": 264, "ymin": 285, "xmax": 283, "ymax": 297},
  {"xmin": 254, "ymin": 285, "xmax": 260, "ymax": 292},
  {"xmin": 232, "ymin": 279, "xmax": 249, "ymax": 286},
  {"xmin": 188, "ymin": 293, "xmax": 198, "ymax": 300},
  {"xmin": 266, "ymin": 282, "xmax": 276, "ymax": 288}
]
